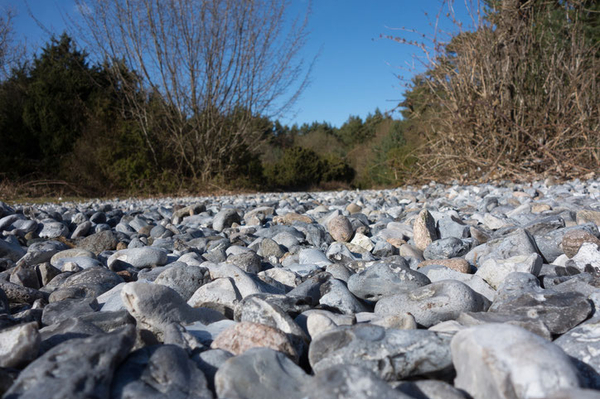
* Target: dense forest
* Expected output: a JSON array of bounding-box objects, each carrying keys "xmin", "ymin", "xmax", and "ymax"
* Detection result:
[{"xmin": 0, "ymin": 0, "xmax": 598, "ymax": 198}]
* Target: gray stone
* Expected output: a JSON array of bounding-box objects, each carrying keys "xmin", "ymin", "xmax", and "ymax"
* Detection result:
[
  {"xmin": 154, "ymin": 263, "xmax": 209, "ymax": 301},
  {"xmin": 452, "ymin": 323, "xmax": 580, "ymax": 399},
  {"xmin": 423, "ymin": 237, "xmax": 470, "ymax": 260},
  {"xmin": 191, "ymin": 349, "xmax": 233, "ymax": 393},
  {"xmin": 555, "ymin": 317, "xmax": 600, "ymax": 388},
  {"xmin": 489, "ymin": 272, "xmax": 593, "ymax": 335},
  {"xmin": 227, "ymin": 251, "xmax": 262, "ymax": 274},
  {"xmin": 299, "ymin": 248, "xmax": 332, "ymax": 267},
  {"xmin": 215, "ymin": 348, "xmax": 311, "ymax": 399},
  {"xmin": 348, "ymin": 261, "xmax": 431, "ymax": 302},
  {"xmin": 395, "ymin": 380, "xmax": 468, "ymax": 399},
  {"xmin": 260, "ymin": 238, "xmax": 285, "ymax": 258},
  {"xmin": 424, "ymin": 265, "xmax": 496, "ymax": 302},
  {"xmin": 535, "ymin": 223, "xmax": 599, "ymax": 263},
  {"xmin": 374, "ymin": 280, "xmax": 488, "ymax": 327},
  {"xmin": 309, "ymin": 324, "xmax": 453, "ymax": 381},
  {"xmin": 457, "ymin": 312, "xmax": 552, "ymax": 340},
  {"xmin": 71, "ymin": 220, "xmax": 91, "ymax": 238},
  {"xmin": 108, "ymin": 247, "xmax": 168, "ymax": 269},
  {"xmin": 4, "ymin": 325, "xmax": 135, "ymax": 399},
  {"xmin": 0, "ymin": 238, "xmax": 26, "ymax": 262},
  {"xmin": 475, "ymin": 253, "xmax": 543, "ymax": 289},
  {"xmin": 121, "ymin": 282, "xmax": 225, "ymax": 337},
  {"xmin": 111, "ymin": 344, "xmax": 213, "ymax": 399},
  {"xmin": 39, "ymin": 318, "xmax": 105, "ymax": 353},
  {"xmin": 42, "ymin": 298, "xmax": 98, "ymax": 326},
  {"xmin": 572, "ymin": 242, "xmax": 600, "ymax": 273},
  {"xmin": 319, "ymin": 278, "xmax": 370, "ymax": 315},
  {"xmin": 0, "ymin": 322, "xmax": 40, "ymax": 369},
  {"xmin": 465, "ymin": 228, "xmax": 539, "ymax": 268},
  {"xmin": 38, "ymin": 220, "xmax": 69, "ymax": 239},
  {"xmin": 212, "ymin": 208, "xmax": 240, "ymax": 232},
  {"xmin": 19, "ymin": 240, "xmax": 68, "ymax": 266},
  {"xmin": 308, "ymin": 364, "xmax": 411, "ymax": 399},
  {"xmin": 0, "ymin": 280, "xmax": 45, "ymax": 304}
]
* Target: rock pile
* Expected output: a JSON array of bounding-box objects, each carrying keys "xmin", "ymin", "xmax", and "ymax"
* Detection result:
[{"xmin": 1, "ymin": 177, "xmax": 600, "ymax": 398}]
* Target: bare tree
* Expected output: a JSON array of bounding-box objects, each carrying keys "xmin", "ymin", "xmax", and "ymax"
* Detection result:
[
  {"xmin": 0, "ymin": 8, "xmax": 15, "ymax": 78},
  {"xmin": 73, "ymin": 0, "xmax": 312, "ymax": 181}
]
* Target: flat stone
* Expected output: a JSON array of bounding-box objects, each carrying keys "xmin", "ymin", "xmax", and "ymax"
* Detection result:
[
  {"xmin": 215, "ymin": 348, "xmax": 311, "ymax": 399},
  {"xmin": 347, "ymin": 261, "xmax": 431, "ymax": 302},
  {"xmin": 38, "ymin": 221, "xmax": 69, "ymax": 239},
  {"xmin": 309, "ymin": 324, "xmax": 453, "ymax": 381},
  {"xmin": 210, "ymin": 321, "xmax": 297, "ymax": 361},
  {"xmin": 489, "ymin": 272, "xmax": 593, "ymax": 335},
  {"xmin": 108, "ymin": 247, "xmax": 168, "ymax": 269},
  {"xmin": 452, "ymin": 323, "xmax": 580, "ymax": 399},
  {"xmin": 121, "ymin": 282, "xmax": 225, "ymax": 337},
  {"xmin": 418, "ymin": 258, "xmax": 470, "ymax": 274},
  {"xmin": 4, "ymin": 325, "xmax": 135, "ymax": 399},
  {"xmin": 465, "ymin": 228, "xmax": 539, "ymax": 268},
  {"xmin": 374, "ymin": 280, "xmax": 488, "ymax": 327}
]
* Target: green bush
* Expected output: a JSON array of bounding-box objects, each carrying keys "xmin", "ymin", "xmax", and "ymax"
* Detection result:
[
  {"xmin": 263, "ymin": 147, "xmax": 323, "ymax": 189},
  {"xmin": 321, "ymin": 153, "xmax": 355, "ymax": 183}
]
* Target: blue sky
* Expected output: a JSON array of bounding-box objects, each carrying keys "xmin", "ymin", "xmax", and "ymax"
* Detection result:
[{"xmin": 1, "ymin": 0, "xmax": 473, "ymax": 127}]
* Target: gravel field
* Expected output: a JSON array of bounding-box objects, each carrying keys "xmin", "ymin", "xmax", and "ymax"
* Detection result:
[{"xmin": 1, "ymin": 177, "xmax": 600, "ymax": 398}]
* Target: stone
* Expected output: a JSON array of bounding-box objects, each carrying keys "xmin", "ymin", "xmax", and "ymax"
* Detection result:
[
  {"xmin": 154, "ymin": 263, "xmax": 209, "ymax": 301},
  {"xmin": 309, "ymin": 364, "xmax": 411, "ymax": 399},
  {"xmin": 38, "ymin": 220, "xmax": 69, "ymax": 239},
  {"xmin": 319, "ymin": 278, "xmax": 370, "ymax": 315},
  {"xmin": 0, "ymin": 280, "xmax": 45, "ymax": 304},
  {"xmin": 191, "ymin": 349, "xmax": 233, "ymax": 393},
  {"xmin": 395, "ymin": 380, "xmax": 468, "ymax": 399},
  {"xmin": 227, "ymin": 251, "xmax": 262, "ymax": 274},
  {"xmin": 350, "ymin": 233, "xmax": 374, "ymax": 252},
  {"xmin": 562, "ymin": 229, "xmax": 600, "ymax": 258},
  {"xmin": 457, "ymin": 312, "xmax": 552, "ymax": 341},
  {"xmin": 347, "ymin": 261, "xmax": 431, "ymax": 302},
  {"xmin": 212, "ymin": 208, "xmax": 240, "ymax": 232},
  {"xmin": 423, "ymin": 237, "xmax": 470, "ymax": 260},
  {"xmin": 374, "ymin": 280, "xmax": 488, "ymax": 327},
  {"xmin": 0, "ymin": 322, "xmax": 40, "ymax": 369},
  {"xmin": 39, "ymin": 318, "xmax": 105, "ymax": 353},
  {"xmin": 554, "ymin": 317, "xmax": 600, "ymax": 388},
  {"xmin": 0, "ymin": 238, "xmax": 26, "ymax": 262},
  {"xmin": 418, "ymin": 258, "xmax": 470, "ymax": 274},
  {"xmin": 466, "ymin": 228, "xmax": 540, "ymax": 267},
  {"xmin": 452, "ymin": 323, "xmax": 580, "ymax": 399},
  {"xmin": 215, "ymin": 348, "xmax": 311, "ymax": 399},
  {"xmin": 475, "ymin": 253, "xmax": 543, "ymax": 289},
  {"xmin": 328, "ymin": 215, "xmax": 354, "ymax": 242},
  {"xmin": 572, "ymin": 242, "xmax": 600, "ymax": 273},
  {"xmin": 42, "ymin": 298, "xmax": 98, "ymax": 326},
  {"xmin": 121, "ymin": 282, "xmax": 225, "ymax": 337},
  {"xmin": 490, "ymin": 272, "xmax": 593, "ymax": 335},
  {"xmin": 108, "ymin": 247, "xmax": 168, "ymax": 269},
  {"xmin": 4, "ymin": 325, "xmax": 135, "ymax": 399},
  {"xmin": 413, "ymin": 209, "xmax": 439, "ymax": 251},
  {"xmin": 260, "ymin": 237, "xmax": 285, "ymax": 258},
  {"xmin": 210, "ymin": 321, "xmax": 297, "ymax": 361},
  {"xmin": 78, "ymin": 230, "xmax": 118, "ymax": 255},
  {"xmin": 50, "ymin": 248, "xmax": 95, "ymax": 265},
  {"xmin": 535, "ymin": 223, "xmax": 599, "ymax": 263},
  {"xmin": 298, "ymin": 248, "xmax": 332, "ymax": 267},
  {"xmin": 577, "ymin": 210, "xmax": 600, "ymax": 226},
  {"xmin": 187, "ymin": 278, "xmax": 241, "ymax": 314},
  {"xmin": 111, "ymin": 344, "xmax": 212, "ymax": 399},
  {"xmin": 309, "ymin": 324, "xmax": 453, "ymax": 381}
]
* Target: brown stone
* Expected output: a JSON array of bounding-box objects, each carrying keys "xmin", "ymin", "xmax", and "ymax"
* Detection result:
[
  {"xmin": 273, "ymin": 212, "xmax": 313, "ymax": 225},
  {"xmin": 531, "ymin": 203, "xmax": 552, "ymax": 214},
  {"xmin": 413, "ymin": 209, "xmax": 438, "ymax": 251},
  {"xmin": 116, "ymin": 242, "xmax": 128, "ymax": 251},
  {"xmin": 561, "ymin": 229, "xmax": 600, "ymax": 258},
  {"xmin": 346, "ymin": 203, "xmax": 362, "ymax": 214},
  {"xmin": 577, "ymin": 210, "xmax": 600, "ymax": 227},
  {"xmin": 418, "ymin": 259, "xmax": 471, "ymax": 274},
  {"xmin": 211, "ymin": 322, "xmax": 297, "ymax": 362},
  {"xmin": 327, "ymin": 215, "xmax": 354, "ymax": 242}
]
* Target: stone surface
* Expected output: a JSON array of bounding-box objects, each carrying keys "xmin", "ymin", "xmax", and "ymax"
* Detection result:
[
  {"xmin": 0, "ymin": 322, "xmax": 40, "ymax": 369},
  {"xmin": 347, "ymin": 261, "xmax": 431, "ymax": 302},
  {"xmin": 309, "ymin": 324, "xmax": 453, "ymax": 381},
  {"xmin": 111, "ymin": 344, "xmax": 212, "ymax": 399},
  {"xmin": 108, "ymin": 247, "xmax": 168, "ymax": 269},
  {"xmin": 215, "ymin": 348, "xmax": 311, "ymax": 399},
  {"xmin": 475, "ymin": 253, "xmax": 543, "ymax": 289},
  {"xmin": 452, "ymin": 323, "xmax": 580, "ymax": 399},
  {"xmin": 4, "ymin": 325, "xmax": 135, "ymax": 399},
  {"xmin": 210, "ymin": 321, "xmax": 297, "ymax": 361},
  {"xmin": 375, "ymin": 279, "xmax": 488, "ymax": 327},
  {"xmin": 328, "ymin": 215, "xmax": 354, "ymax": 242},
  {"xmin": 414, "ymin": 209, "xmax": 439, "ymax": 251}
]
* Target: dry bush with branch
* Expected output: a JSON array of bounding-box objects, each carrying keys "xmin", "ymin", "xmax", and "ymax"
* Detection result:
[
  {"xmin": 74, "ymin": 0, "xmax": 312, "ymax": 182},
  {"xmin": 389, "ymin": 0, "xmax": 599, "ymax": 182}
]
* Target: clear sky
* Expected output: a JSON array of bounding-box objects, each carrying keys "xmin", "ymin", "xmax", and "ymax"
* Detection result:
[{"xmin": 1, "ymin": 0, "xmax": 473, "ymax": 127}]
